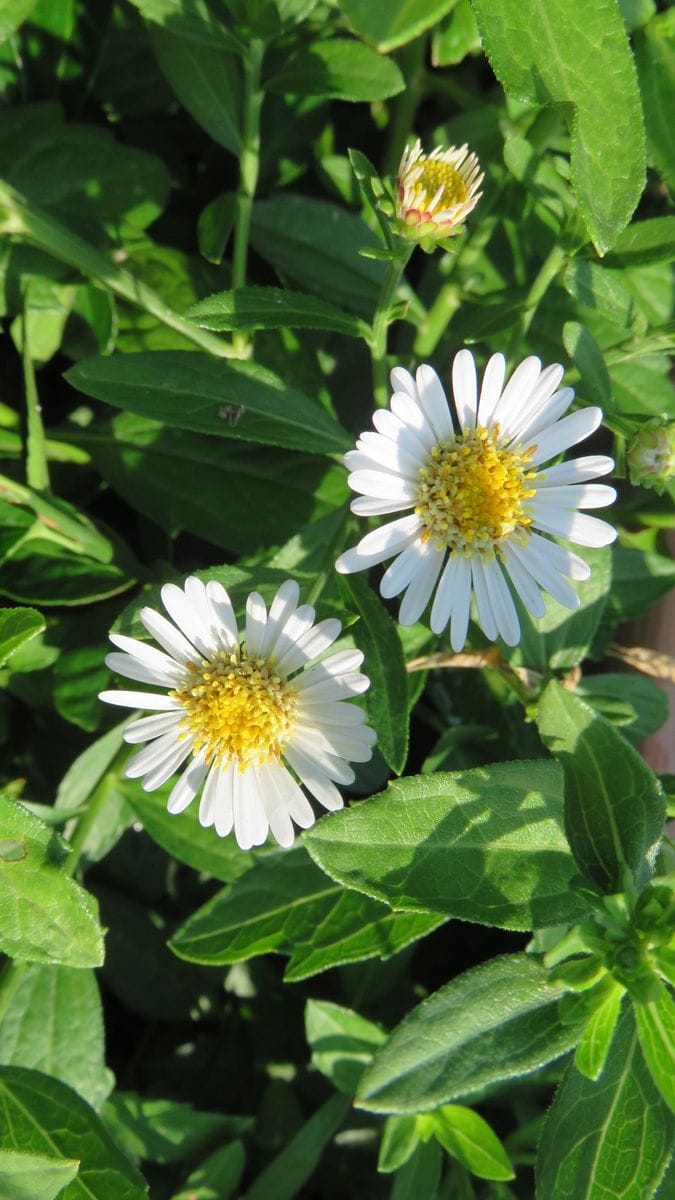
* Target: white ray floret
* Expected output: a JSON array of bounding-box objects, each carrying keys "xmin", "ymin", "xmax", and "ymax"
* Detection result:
[
  {"xmin": 100, "ymin": 578, "xmax": 376, "ymax": 850},
  {"xmin": 336, "ymin": 348, "xmax": 617, "ymax": 650}
]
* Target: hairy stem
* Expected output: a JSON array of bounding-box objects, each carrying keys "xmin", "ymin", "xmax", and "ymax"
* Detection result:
[
  {"xmin": 21, "ymin": 321, "xmax": 49, "ymax": 491},
  {"xmin": 370, "ymin": 245, "xmax": 413, "ymax": 406},
  {"xmin": 231, "ymin": 38, "xmax": 265, "ymax": 352}
]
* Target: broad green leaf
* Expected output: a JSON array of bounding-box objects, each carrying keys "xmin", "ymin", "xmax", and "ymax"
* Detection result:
[
  {"xmin": 0, "ymin": 964, "xmax": 112, "ymax": 1110},
  {"xmin": 0, "ymin": 538, "xmax": 133, "ymax": 607},
  {"xmin": 339, "ymin": 575, "xmax": 409, "ymax": 774},
  {"xmin": 536, "ymin": 683, "xmax": 664, "ymax": 891},
  {"xmin": 149, "ymin": 26, "xmax": 241, "ymax": 153},
  {"xmin": 0, "ymin": 606, "xmax": 45, "ymax": 665},
  {"xmin": 187, "ymin": 287, "xmax": 367, "ymax": 337},
  {"xmin": 635, "ymin": 12, "xmax": 675, "ymax": 192},
  {"xmin": 64, "ymin": 352, "xmax": 350, "ymax": 456},
  {"xmin": 563, "ymin": 321, "xmax": 612, "ymax": 408},
  {"xmin": 563, "ymin": 260, "xmax": 645, "ymax": 331},
  {"xmin": 431, "ymin": 0, "xmax": 480, "ymax": 67},
  {"xmin": 0, "ymin": 1066, "xmax": 149, "ymax": 1200},
  {"xmin": 431, "ymin": 1105, "xmax": 515, "ymax": 1182},
  {"xmin": 0, "ymin": 796, "xmax": 104, "ymax": 968},
  {"xmin": 605, "ymin": 216, "xmax": 675, "ymax": 266},
  {"xmin": 508, "ymin": 546, "xmax": 611, "ymax": 673},
  {"xmin": 305, "ymin": 761, "xmax": 587, "ymax": 931},
  {"xmin": 356, "ymin": 953, "xmax": 584, "ymax": 1113},
  {"xmin": 470, "ymin": 0, "xmax": 645, "ymax": 253},
  {"xmin": 103, "ymin": 1093, "xmax": 248, "ymax": 1165},
  {"xmin": 338, "ymin": 0, "xmax": 459, "ymax": 52},
  {"xmin": 574, "ymin": 981, "xmax": 624, "ymax": 1081},
  {"xmin": 80, "ymin": 413, "xmax": 347, "ymax": 556},
  {"xmin": 0, "ymin": 0, "xmax": 38, "ymax": 41},
  {"xmin": 378, "ymin": 1116, "xmax": 420, "ymax": 1173},
  {"xmin": 305, "ymin": 999, "xmax": 387, "ymax": 1094},
  {"xmin": 124, "ymin": 777, "xmax": 254, "ymax": 884},
  {"xmin": 126, "ymin": 0, "xmax": 241, "ymax": 51},
  {"xmin": 578, "ymin": 674, "xmax": 668, "ymax": 744},
  {"xmin": 606, "ymin": 546, "xmax": 675, "ymax": 624},
  {"xmin": 0, "ymin": 1149, "xmax": 79, "ymax": 1200},
  {"xmin": 389, "ymin": 1140, "xmax": 442, "ymax": 1200},
  {"xmin": 197, "ymin": 192, "xmax": 236, "ymax": 265},
  {"xmin": 250, "ymin": 194, "xmax": 386, "ymax": 317},
  {"xmin": 266, "ymin": 38, "xmax": 404, "ymax": 101},
  {"xmin": 634, "ymin": 989, "xmax": 675, "ymax": 1112},
  {"xmin": 242, "ymin": 1093, "xmax": 350, "ymax": 1200},
  {"xmin": 536, "ymin": 1010, "xmax": 674, "ymax": 1199},
  {"xmin": 170, "ymin": 1141, "xmax": 245, "ymax": 1200},
  {"xmin": 55, "ymin": 721, "xmax": 127, "ymax": 816},
  {"xmin": 170, "ymin": 846, "xmax": 443, "ymax": 980}
]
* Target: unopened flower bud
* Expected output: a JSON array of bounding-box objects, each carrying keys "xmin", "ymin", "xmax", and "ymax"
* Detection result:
[
  {"xmin": 626, "ymin": 419, "xmax": 675, "ymax": 494},
  {"xmin": 393, "ymin": 139, "xmax": 483, "ymax": 248}
]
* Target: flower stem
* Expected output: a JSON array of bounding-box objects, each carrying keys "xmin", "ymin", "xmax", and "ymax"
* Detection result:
[
  {"xmin": 370, "ymin": 244, "xmax": 413, "ymax": 406},
  {"xmin": 508, "ymin": 242, "xmax": 567, "ymax": 357},
  {"xmin": 21, "ymin": 321, "xmax": 49, "ymax": 491},
  {"xmin": 231, "ymin": 38, "xmax": 264, "ymax": 353}
]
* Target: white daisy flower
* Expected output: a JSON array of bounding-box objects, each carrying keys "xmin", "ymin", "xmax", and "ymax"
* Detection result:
[
  {"xmin": 336, "ymin": 349, "xmax": 617, "ymax": 651},
  {"xmin": 395, "ymin": 139, "xmax": 483, "ymax": 241},
  {"xmin": 100, "ymin": 577, "xmax": 376, "ymax": 850}
]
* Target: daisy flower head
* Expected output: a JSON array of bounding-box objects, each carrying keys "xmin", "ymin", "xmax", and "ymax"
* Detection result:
[
  {"xmin": 100, "ymin": 578, "xmax": 376, "ymax": 851},
  {"xmin": 395, "ymin": 139, "xmax": 483, "ymax": 243},
  {"xmin": 335, "ymin": 349, "xmax": 617, "ymax": 651}
]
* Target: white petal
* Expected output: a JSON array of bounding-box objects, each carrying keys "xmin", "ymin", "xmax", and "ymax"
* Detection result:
[
  {"xmin": 259, "ymin": 579, "xmax": 301, "ymax": 659},
  {"xmin": 275, "ymin": 618, "xmax": 342, "ymax": 675},
  {"xmin": 258, "ymin": 763, "xmax": 295, "ymax": 848},
  {"xmin": 109, "ymin": 633, "xmax": 184, "ymax": 680},
  {"xmin": 140, "ymin": 607, "xmax": 199, "ymax": 666},
  {"xmin": 380, "ymin": 540, "xmax": 426, "ymax": 600},
  {"xmin": 245, "ymin": 591, "xmax": 267, "ymax": 658},
  {"xmin": 288, "ymin": 731, "xmax": 355, "ymax": 784},
  {"xmin": 123, "ymin": 712, "xmax": 182, "ymax": 744},
  {"xmin": 142, "ymin": 740, "xmax": 193, "ymax": 790},
  {"xmin": 161, "ymin": 582, "xmax": 217, "ymax": 658},
  {"xmin": 476, "ymin": 353, "xmax": 506, "ymax": 427},
  {"xmin": 507, "ymin": 384, "xmax": 573, "ymax": 447},
  {"xmin": 270, "ymin": 762, "xmax": 315, "ymax": 830},
  {"xmin": 502, "ymin": 365, "xmax": 566, "ymax": 443},
  {"xmin": 297, "ymin": 648, "xmax": 364, "ymax": 681},
  {"xmin": 270, "ymin": 604, "xmax": 315, "ymax": 667},
  {"xmin": 471, "ymin": 559, "xmax": 498, "ymax": 641},
  {"xmin": 452, "ymin": 349, "xmax": 478, "ymax": 432},
  {"xmin": 531, "ymin": 483, "xmax": 616, "ymax": 510},
  {"xmin": 430, "ymin": 554, "xmax": 460, "ymax": 636},
  {"xmin": 348, "ymin": 469, "xmax": 416, "ymax": 503},
  {"xmin": 449, "ymin": 557, "xmax": 472, "ymax": 652},
  {"xmin": 357, "ymin": 431, "xmax": 421, "ymax": 478},
  {"xmin": 525, "ymin": 532, "xmax": 591, "ymax": 581},
  {"xmin": 532, "ymin": 506, "xmax": 617, "ymax": 547},
  {"xmin": 233, "ymin": 768, "xmax": 268, "ymax": 849},
  {"xmin": 293, "ymin": 672, "xmax": 370, "ymax": 701},
  {"xmin": 528, "ymin": 407, "xmax": 603, "ymax": 466},
  {"xmin": 297, "ymin": 699, "xmax": 368, "ymax": 727},
  {"xmin": 185, "ymin": 576, "xmax": 223, "ymax": 653},
  {"xmin": 499, "ymin": 544, "xmax": 546, "ymax": 619},
  {"xmin": 510, "ymin": 540, "xmax": 580, "ymax": 609},
  {"xmin": 105, "ymin": 652, "xmax": 181, "ymax": 689},
  {"xmin": 214, "ymin": 766, "xmax": 235, "ymax": 837},
  {"xmin": 294, "ymin": 721, "xmax": 375, "ymax": 762},
  {"xmin": 491, "ymin": 356, "xmax": 541, "ymax": 432},
  {"xmin": 167, "ymin": 754, "xmax": 208, "ymax": 815},
  {"xmin": 389, "ymin": 392, "xmax": 437, "ymax": 454},
  {"xmin": 284, "ymin": 745, "xmax": 345, "ymax": 812},
  {"xmin": 482, "ymin": 558, "xmax": 520, "ymax": 646},
  {"xmin": 398, "ymin": 543, "xmax": 445, "ymax": 626},
  {"xmin": 335, "ymin": 514, "xmax": 422, "ymax": 575},
  {"xmin": 204, "ymin": 581, "xmax": 240, "ymax": 651},
  {"xmin": 198, "ymin": 766, "xmax": 220, "ymax": 828},
  {"xmin": 350, "ymin": 496, "xmax": 413, "ymax": 517},
  {"xmin": 535, "ymin": 455, "xmax": 614, "ymax": 487},
  {"xmin": 99, "ymin": 689, "xmax": 180, "ymax": 711},
  {"xmin": 390, "ymin": 365, "xmax": 417, "ymax": 398},
  {"xmin": 125, "ymin": 729, "xmax": 185, "ymax": 778},
  {"xmin": 416, "ymin": 364, "xmax": 454, "ymax": 441}
]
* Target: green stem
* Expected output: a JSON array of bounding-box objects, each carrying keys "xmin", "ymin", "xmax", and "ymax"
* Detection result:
[
  {"xmin": 231, "ymin": 38, "xmax": 264, "ymax": 351},
  {"xmin": 508, "ymin": 242, "xmax": 567, "ymax": 357},
  {"xmin": 21, "ymin": 320, "xmax": 49, "ymax": 491},
  {"xmin": 0, "ymin": 183, "xmax": 242, "ymax": 359},
  {"xmin": 370, "ymin": 245, "xmax": 413, "ymax": 406},
  {"xmin": 381, "ymin": 35, "xmax": 427, "ymax": 177}
]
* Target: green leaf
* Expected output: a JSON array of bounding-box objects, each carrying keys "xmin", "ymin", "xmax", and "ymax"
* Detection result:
[
  {"xmin": 634, "ymin": 989, "xmax": 675, "ymax": 1112},
  {"xmin": 431, "ymin": 1105, "xmax": 515, "ymax": 1182},
  {"xmin": 148, "ymin": 25, "xmax": 241, "ymax": 153},
  {"xmin": 170, "ymin": 1141, "xmax": 246, "ymax": 1200},
  {"xmin": 64, "ymin": 352, "xmax": 350, "ymax": 457},
  {"xmin": 536, "ymin": 1009, "xmax": 674, "ymax": 1199},
  {"xmin": 80, "ymin": 413, "xmax": 347, "ymax": 557},
  {"xmin": 305, "ymin": 999, "xmax": 387, "ymax": 1095},
  {"xmin": 389, "ymin": 1140, "xmax": 442, "ymax": 1200},
  {"xmin": 103, "ymin": 1093, "xmax": 247, "ymax": 1165},
  {"xmin": 338, "ymin": 0, "xmax": 459, "ymax": 52},
  {"xmin": 197, "ymin": 192, "xmax": 236, "ymax": 265},
  {"xmin": 0, "ymin": 965, "xmax": 113, "ymax": 1110},
  {"xmin": 536, "ymin": 682, "xmax": 665, "ymax": 891},
  {"xmin": 356, "ymin": 953, "xmax": 584, "ymax": 1113},
  {"xmin": 242, "ymin": 1093, "xmax": 350, "ymax": 1200},
  {"xmin": 170, "ymin": 846, "xmax": 443, "ymax": 980},
  {"xmin": 305, "ymin": 761, "xmax": 587, "ymax": 931},
  {"xmin": 605, "ymin": 216, "xmax": 675, "ymax": 266},
  {"xmin": 470, "ymin": 0, "xmax": 646, "ymax": 253},
  {"xmin": 0, "ymin": 0, "xmax": 38, "ymax": 41},
  {"xmin": 563, "ymin": 260, "xmax": 645, "ymax": 331},
  {"xmin": 186, "ymin": 286, "xmax": 367, "ymax": 337},
  {"xmin": 634, "ymin": 12, "xmax": 675, "ymax": 193},
  {"xmin": 378, "ymin": 1117, "xmax": 420, "ymax": 1173},
  {"xmin": 431, "ymin": 0, "xmax": 480, "ymax": 67},
  {"xmin": 563, "ymin": 321, "xmax": 612, "ymax": 408},
  {"xmin": 577, "ymin": 674, "xmax": 668, "ymax": 744},
  {"xmin": 0, "ymin": 538, "xmax": 133, "ymax": 607},
  {"xmin": 0, "ymin": 606, "xmax": 45, "ymax": 665},
  {"xmin": 606, "ymin": 547, "xmax": 675, "ymax": 625},
  {"xmin": 508, "ymin": 546, "xmax": 611, "ymax": 673},
  {"xmin": 250, "ymin": 194, "xmax": 386, "ymax": 317},
  {"xmin": 0, "ymin": 1148, "xmax": 79, "ymax": 1200},
  {"xmin": 339, "ymin": 575, "xmax": 409, "ymax": 774},
  {"xmin": 266, "ymin": 37, "xmax": 404, "ymax": 101},
  {"xmin": 126, "ymin": 0, "xmax": 241, "ymax": 51},
  {"xmin": 0, "ymin": 796, "xmax": 104, "ymax": 968},
  {"xmin": 124, "ymin": 777, "xmax": 254, "ymax": 884},
  {"xmin": 574, "ymin": 980, "xmax": 624, "ymax": 1081},
  {"xmin": 0, "ymin": 1066, "xmax": 149, "ymax": 1200}
]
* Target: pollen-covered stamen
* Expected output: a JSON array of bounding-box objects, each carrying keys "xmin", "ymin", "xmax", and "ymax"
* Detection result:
[
  {"xmin": 415, "ymin": 425, "xmax": 537, "ymax": 555},
  {"xmin": 406, "ymin": 158, "xmax": 468, "ymax": 217},
  {"xmin": 173, "ymin": 648, "xmax": 297, "ymax": 770}
]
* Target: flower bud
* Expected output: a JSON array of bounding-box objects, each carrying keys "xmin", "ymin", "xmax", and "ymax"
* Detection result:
[
  {"xmin": 626, "ymin": 419, "xmax": 675, "ymax": 494},
  {"xmin": 393, "ymin": 139, "xmax": 483, "ymax": 247}
]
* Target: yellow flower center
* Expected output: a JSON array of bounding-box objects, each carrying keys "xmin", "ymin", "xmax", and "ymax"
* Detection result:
[
  {"xmin": 415, "ymin": 425, "xmax": 536, "ymax": 555},
  {"xmin": 172, "ymin": 648, "xmax": 297, "ymax": 771},
  {"xmin": 413, "ymin": 158, "xmax": 467, "ymax": 212}
]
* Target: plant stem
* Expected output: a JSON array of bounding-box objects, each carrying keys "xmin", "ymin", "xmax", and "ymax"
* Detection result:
[
  {"xmin": 231, "ymin": 38, "xmax": 264, "ymax": 352},
  {"xmin": 508, "ymin": 242, "xmax": 567, "ymax": 357},
  {"xmin": 0, "ymin": 182, "xmax": 242, "ymax": 359},
  {"xmin": 381, "ymin": 35, "xmax": 427, "ymax": 177},
  {"xmin": 21, "ymin": 320, "xmax": 49, "ymax": 491},
  {"xmin": 370, "ymin": 245, "xmax": 413, "ymax": 406}
]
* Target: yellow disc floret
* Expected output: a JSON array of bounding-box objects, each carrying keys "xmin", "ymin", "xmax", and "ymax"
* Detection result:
[
  {"xmin": 173, "ymin": 648, "xmax": 297, "ymax": 771},
  {"xmin": 415, "ymin": 425, "xmax": 536, "ymax": 555},
  {"xmin": 410, "ymin": 158, "xmax": 468, "ymax": 215}
]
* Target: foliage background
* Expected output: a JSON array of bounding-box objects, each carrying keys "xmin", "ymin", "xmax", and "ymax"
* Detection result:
[{"xmin": 0, "ymin": 0, "xmax": 673, "ymax": 1198}]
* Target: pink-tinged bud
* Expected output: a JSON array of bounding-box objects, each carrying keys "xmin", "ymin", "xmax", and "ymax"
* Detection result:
[{"xmin": 393, "ymin": 138, "xmax": 483, "ymax": 246}]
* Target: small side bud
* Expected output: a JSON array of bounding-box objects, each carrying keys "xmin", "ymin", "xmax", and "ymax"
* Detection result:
[{"xmin": 626, "ymin": 419, "xmax": 675, "ymax": 494}]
